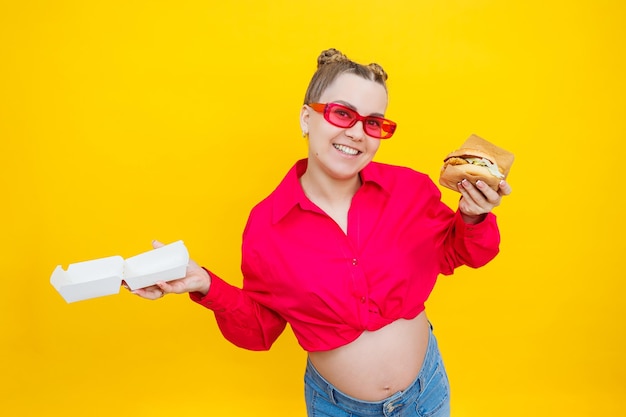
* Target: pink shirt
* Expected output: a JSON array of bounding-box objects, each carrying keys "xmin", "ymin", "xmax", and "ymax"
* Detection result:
[{"xmin": 191, "ymin": 159, "xmax": 500, "ymax": 352}]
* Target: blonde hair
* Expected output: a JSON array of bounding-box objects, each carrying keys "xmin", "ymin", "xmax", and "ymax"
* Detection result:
[{"xmin": 303, "ymin": 48, "xmax": 388, "ymax": 104}]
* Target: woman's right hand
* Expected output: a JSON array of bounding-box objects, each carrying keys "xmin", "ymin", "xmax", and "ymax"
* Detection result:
[{"xmin": 129, "ymin": 240, "xmax": 212, "ymax": 300}]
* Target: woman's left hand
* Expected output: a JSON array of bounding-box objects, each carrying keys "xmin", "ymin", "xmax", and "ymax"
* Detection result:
[{"xmin": 458, "ymin": 179, "xmax": 512, "ymax": 224}]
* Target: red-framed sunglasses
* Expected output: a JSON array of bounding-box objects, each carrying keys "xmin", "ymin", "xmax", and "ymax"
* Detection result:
[{"xmin": 308, "ymin": 102, "xmax": 397, "ymax": 139}]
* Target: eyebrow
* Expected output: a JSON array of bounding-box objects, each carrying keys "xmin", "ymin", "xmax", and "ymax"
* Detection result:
[{"xmin": 333, "ymin": 100, "xmax": 386, "ymax": 118}]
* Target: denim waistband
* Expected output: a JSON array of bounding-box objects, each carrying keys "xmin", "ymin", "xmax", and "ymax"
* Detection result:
[{"xmin": 305, "ymin": 325, "xmax": 440, "ymax": 416}]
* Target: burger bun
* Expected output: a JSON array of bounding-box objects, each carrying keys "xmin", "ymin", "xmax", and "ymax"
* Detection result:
[{"xmin": 439, "ymin": 135, "xmax": 514, "ymax": 192}]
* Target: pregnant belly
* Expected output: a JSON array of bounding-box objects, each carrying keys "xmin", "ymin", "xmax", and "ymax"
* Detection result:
[{"xmin": 307, "ymin": 311, "xmax": 431, "ymax": 401}]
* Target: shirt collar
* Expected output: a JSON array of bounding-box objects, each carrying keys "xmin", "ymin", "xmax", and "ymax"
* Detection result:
[{"xmin": 271, "ymin": 159, "xmax": 391, "ymax": 224}]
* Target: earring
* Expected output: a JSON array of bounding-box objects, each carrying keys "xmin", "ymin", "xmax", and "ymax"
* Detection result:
[{"xmin": 302, "ymin": 130, "xmax": 308, "ymax": 138}]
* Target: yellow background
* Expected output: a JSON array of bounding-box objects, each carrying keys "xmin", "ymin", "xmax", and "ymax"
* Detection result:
[{"xmin": 1, "ymin": 1, "xmax": 624, "ymax": 416}]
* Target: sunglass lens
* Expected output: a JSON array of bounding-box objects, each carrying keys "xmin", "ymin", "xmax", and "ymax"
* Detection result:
[
  {"xmin": 327, "ymin": 105, "xmax": 356, "ymax": 128},
  {"xmin": 363, "ymin": 120, "xmax": 383, "ymax": 138}
]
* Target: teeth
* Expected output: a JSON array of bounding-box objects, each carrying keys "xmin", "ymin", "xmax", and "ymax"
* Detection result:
[{"xmin": 334, "ymin": 144, "xmax": 359, "ymax": 155}]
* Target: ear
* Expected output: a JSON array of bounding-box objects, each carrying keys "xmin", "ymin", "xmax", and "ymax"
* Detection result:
[{"xmin": 300, "ymin": 105, "xmax": 310, "ymax": 135}]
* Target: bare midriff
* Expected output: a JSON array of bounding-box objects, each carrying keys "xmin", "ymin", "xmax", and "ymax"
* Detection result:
[{"xmin": 307, "ymin": 311, "xmax": 430, "ymax": 401}]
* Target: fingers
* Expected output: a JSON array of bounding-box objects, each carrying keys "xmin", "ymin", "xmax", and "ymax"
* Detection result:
[
  {"xmin": 155, "ymin": 280, "xmax": 175, "ymax": 294},
  {"xmin": 459, "ymin": 179, "xmax": 496, "ymax": 203},
  {"xmin": 152, "ymin": 239, "xmax": 165, "ymax": 249},
  {"xmin": 457, "ymin": 179, "xmax": 502, "ymax": 216},
  {"xmin": 498, "ymin": 180, "xmax": 513, "ymax": 196},
  {"xmin": 123, "ymin": 281, "xmax": 175, "ymax": 300},
  {"xmin": 131, "ymin": 285, "xmax": 166, "ymax": 300}
]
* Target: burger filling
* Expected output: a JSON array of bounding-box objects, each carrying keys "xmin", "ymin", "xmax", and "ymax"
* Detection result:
[{"xmin": 448, "ymin": 156, "xmax": 504, "ymax": 179}]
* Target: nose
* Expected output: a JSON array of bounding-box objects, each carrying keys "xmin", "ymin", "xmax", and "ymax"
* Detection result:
[{"xmin": 345, "ymin": 120, "xmax": 366, "ymax": 141}]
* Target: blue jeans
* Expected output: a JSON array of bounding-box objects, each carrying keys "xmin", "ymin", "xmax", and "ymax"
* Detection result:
[{"xmin": 304, "ymin": 325, "xmax": 450, "ymax": 417}]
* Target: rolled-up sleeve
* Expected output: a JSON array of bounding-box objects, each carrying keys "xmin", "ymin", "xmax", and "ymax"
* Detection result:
[
  {"xmin": 439, "ymin": 210, "xmax": 501, "ymax": 275},
  {"xmin": 189, "ymin": 268, "xmax": 287, "ymax": 351}
]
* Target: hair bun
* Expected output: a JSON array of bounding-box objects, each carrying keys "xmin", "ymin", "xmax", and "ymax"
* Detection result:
[
  {"xmin": 367, "ymin": 62, "xmax": 388, "ymax": 81},
  {"xmin": 317, "ymin": 48, "xmax": 349, "ymax": 68}
]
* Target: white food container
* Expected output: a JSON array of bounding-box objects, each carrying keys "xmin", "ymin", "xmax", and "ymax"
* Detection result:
[{"xmin": 50, "ymin": 240, "xmax": 189, "ymax": 303}]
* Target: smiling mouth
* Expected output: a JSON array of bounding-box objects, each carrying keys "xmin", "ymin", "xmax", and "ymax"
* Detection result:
[{"xmin": 333, "ymin": 144, "xmax": 361, "ymax": 156}]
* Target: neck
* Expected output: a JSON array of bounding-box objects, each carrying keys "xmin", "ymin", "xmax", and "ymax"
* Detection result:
[{"xmin": 300, "ymin": 169, "xmax": 361, "ymax": 207}]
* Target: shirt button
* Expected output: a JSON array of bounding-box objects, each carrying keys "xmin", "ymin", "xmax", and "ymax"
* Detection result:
[
  {"xmin": 360, "ymin": 296, "xmax": 366, "ymax": 303},
  {"xmin": 352, "ymin": 258, "xmax": 358, "ymax": 266}
]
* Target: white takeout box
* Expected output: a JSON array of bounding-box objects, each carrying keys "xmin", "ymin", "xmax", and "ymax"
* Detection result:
[{"xmin": 50, "ymin": 240, "xmax": 189, "ymax": 303}]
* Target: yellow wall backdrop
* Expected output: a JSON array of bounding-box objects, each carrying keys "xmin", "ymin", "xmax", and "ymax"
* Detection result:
[{"xmin": 1, "ymin": 1, "xmax": 624, "ymax": 416}]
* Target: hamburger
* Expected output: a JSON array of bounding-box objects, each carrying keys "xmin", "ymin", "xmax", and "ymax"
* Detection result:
[{"xmin": 439, "ymin": 134, "xmax": 514, "ymax": 191}]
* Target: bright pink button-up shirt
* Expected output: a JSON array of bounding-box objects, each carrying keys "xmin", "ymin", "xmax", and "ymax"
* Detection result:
[{"xmin": 190, "ymin": 159, "xmax": 500, "ymax": 352}]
